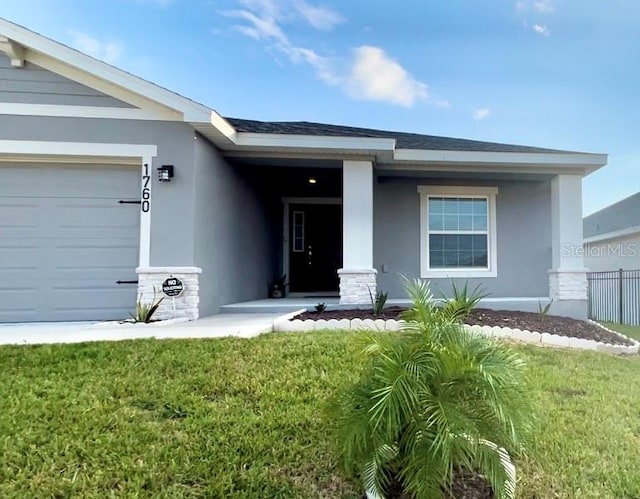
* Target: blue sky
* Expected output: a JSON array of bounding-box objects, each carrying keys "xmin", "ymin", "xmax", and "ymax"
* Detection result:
[{"xmin": 1, "ymin": 0, "xmax": 639, "ymax": 215}]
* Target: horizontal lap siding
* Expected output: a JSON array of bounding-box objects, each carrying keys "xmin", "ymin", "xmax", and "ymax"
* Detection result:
[{"xmin": 0, "ymin": 54, "xmax": 133, "ymax": 107}]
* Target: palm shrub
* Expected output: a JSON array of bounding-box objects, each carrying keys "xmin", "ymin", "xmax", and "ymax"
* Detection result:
[
  {"xmin": 439, "ymin": 280, "xmax": 489, "ymax": 322},
  {"xmin": 331, "ymin": 278, "xmax": 534, "ymax": 498}
]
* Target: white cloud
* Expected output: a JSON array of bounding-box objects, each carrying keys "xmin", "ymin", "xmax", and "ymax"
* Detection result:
[
  {"xmin": 67, "ymin": 30, "xmax": 123, "ymax": 64},
  {"xmin": 226, "ymin": 1, "xmax": 436, "ymax": 107},
  {"xmin": 533, "ymin": 24, "xmax": 550, "ymax": 36},
  {"xmin": 534, "ymin": 0, "xmax": 555, "ymax": 13},
  {"xmin": 293, "ymin": 0, "xmax": 344, "ymax": 30},
  {"xmin": 516, "ymin": 0, "xmax": 554, "ymax": 13},
  {"xmin": 228, "ymin": 9, "xmax": 288, "ymax": 44},
  {"xmin": 473, "ymin": 108, "xmax": 491, "ymax": 120},
  {"xmin": 517, "ymin": 0, "xmax": 555, "ymax": 34},
  {"xmin": 346, "ymin": 46, "xmax": 428, "ymax": 107}
]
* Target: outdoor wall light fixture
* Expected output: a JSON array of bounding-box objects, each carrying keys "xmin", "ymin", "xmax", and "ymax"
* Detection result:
[
  {"xmin": 158, "ymin": 165, "xmax": 174, "ymax": 182},
  {"xmin": 308, "ymin": 177, "xmax": 317, "ymax": 184}
]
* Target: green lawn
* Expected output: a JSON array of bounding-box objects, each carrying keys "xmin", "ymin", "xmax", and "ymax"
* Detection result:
[
  {"xmin": 1, "ymin": 332, "xmax": 639, "ymax": 498},
  {"xmin": 603, "ymin": 322, "xmax": 640, "ymax": 341}
]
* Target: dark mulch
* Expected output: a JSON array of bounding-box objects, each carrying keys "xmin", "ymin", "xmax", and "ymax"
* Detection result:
[
  {"xmin": 364, "ymin": 470, "xmax": 493, "ymax": 499},
  {"xmin": 294, "ymin": 307, "xmax": 633, "ymax": 346},
  {"xmin": 466, "ymin": 308, "xmax": 633, "ymax": 346},
  {"xmin": 298, "ymin": 306, "xmax": 407, "ymax": 321}
]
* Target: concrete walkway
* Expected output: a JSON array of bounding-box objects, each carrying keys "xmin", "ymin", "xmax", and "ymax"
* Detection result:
[{"xmin": 0, "ymin": 312, "xmax": 294, "ymax": 346}]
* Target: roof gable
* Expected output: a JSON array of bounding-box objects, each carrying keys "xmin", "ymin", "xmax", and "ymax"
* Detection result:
[
  {"xmin": 0, "ymin": 53, "xmax": 132, "ymax": 107},
  {"xmin": 0, "ymin": 17, "xmax": 215, "ymax": 122}
]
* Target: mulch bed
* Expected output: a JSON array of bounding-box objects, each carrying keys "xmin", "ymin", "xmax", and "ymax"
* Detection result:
[{"xmin": 294, "ymin": 307, "xmax": 633, "ymax": 346}]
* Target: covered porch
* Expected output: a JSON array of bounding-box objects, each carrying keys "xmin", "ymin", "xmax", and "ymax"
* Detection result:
[{"xmin": 229, "ymin": 156, "xmax": 377, "ymax": 303}]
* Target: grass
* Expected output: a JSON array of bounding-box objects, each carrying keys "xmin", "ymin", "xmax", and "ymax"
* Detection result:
[
  {"xmin": 602, "ymin": 322, "xmax": 640, "ymax": 341},
  {"xmin": 0, "ymin": 333, "xmax": 639, "ymax": 498}
]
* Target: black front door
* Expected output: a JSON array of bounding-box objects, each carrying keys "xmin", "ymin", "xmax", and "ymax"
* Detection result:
[{"xmin": 289, "ymin": 203, "xmax": 342, "ymax": 293}]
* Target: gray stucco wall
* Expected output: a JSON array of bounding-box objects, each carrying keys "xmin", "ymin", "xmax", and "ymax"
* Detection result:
[
  {"xmin": 0, "ymin": 54, "xmax": 132, "ymax": 107},
  {"xmin": 583, "ymin": 191, "xmax": 640, "ymax": 238},
  {"xmin": 585, "ymin": 233, "xmax": 640, "ymax": 271},
  {"xmin": 374, "ymin": 176, "xmax": 552, "ymax": 298},
  {"xmin": 192, "ymin": 135, "xmax": 274, "ymax": 316},
  {"xmin": 0, "ymin": 115, "xmax": 197, "ymax": 265}
]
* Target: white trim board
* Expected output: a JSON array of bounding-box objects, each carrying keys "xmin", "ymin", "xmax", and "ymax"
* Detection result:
[
  {"xmin": 583, "ymin": 225, "xmax": 640, "ymax": 244},
  {"xmin": 0, "ymin": 103, "xmax": 181, "ymax": 121},
  {"xmin": 0, "ymin": 140, "xmax": 157, "ymax": 158}
]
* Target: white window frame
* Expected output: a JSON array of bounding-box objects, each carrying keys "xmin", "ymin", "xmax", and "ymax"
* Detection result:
[{"xmin": 418, "ymin": 185, "xmax": 498, "ymax": 278}]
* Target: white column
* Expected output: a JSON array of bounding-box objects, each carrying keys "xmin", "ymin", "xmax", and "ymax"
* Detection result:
[
  {"xmin": 339, "ymin": 160, "xmax": 377, "ymax": 304},
  {"xmin": 549, "ymin": 174, "xmax": 588, "ymax": 305}
]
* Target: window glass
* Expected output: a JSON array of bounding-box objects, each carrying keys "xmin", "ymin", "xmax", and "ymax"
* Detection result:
[{"xmin": 427, "ymin": 197, "xmax": 490, "ymax": 269}]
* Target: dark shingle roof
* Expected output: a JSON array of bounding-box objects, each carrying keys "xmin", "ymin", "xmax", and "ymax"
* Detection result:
[
  {"xmin": 225, "ymin": 117, "xmax": 576, "ymax": 154},
  {"xmin": 584, "ymin": 192, "xmax": 640, "ymax": 238}
]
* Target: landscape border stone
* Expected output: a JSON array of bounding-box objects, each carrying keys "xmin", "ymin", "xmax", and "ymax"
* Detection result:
[{"xmin": 272, "ymin": 314, "xmax": 640, "ymax": 354}]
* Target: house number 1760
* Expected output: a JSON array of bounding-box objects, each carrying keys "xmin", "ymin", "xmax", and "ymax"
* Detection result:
[{"xmin": 141, "ymin": 163, "xmax": 151, "ymax": 213}]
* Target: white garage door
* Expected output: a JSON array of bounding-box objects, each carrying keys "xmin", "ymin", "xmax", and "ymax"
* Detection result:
[{"xmin": 0, "ymin": 162, "xmax": 140, "ymax": 322}]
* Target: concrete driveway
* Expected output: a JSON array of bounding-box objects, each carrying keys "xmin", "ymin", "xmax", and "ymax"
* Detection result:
[{"xmin": 0, "ymin": 312, "xmax": 296, "ymax": 346}]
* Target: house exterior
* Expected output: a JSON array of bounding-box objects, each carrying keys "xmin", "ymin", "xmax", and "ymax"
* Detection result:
[
  {"xmin": 0, "ymin": 18, "xmax": 607, "ymax": 323},
  {"xmin": 583, "ymin": 192, "xmax": 640, "ymax": 271}
]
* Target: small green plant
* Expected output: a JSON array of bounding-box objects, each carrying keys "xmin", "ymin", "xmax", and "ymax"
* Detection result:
[
  {"xmin": 368, "ymin": 288, "xmax": 388, "ymax": 316},
  {"xmin": 130, "ymin": 289, "xmax": 164, "ymax": 323},
  {"xmin": 332, "ymin": 278, "xmax": 533, "ymax": 498},
  {"xmin": 538, "ymin": 299, "xmax": 553, "ymax": 320},
  {"xmin": 315, "ymin": 302, "xmax": 327, "ymax": 313},
  {"xmin": 440, "ymin": 279, "xmax": 489, "ymax": 322}
]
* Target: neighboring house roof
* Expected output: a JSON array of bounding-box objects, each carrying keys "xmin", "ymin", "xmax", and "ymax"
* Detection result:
[
  {"xmin": 226, "ymin": 117, "xmax": 576, "ymax": 154},
  {"xmin": 0, "ymin": 16, "xmax": 608, "ymax": 175},
  {"xmin": 584, "ymin": 191, "xmax": 640, "ymax": 242}
]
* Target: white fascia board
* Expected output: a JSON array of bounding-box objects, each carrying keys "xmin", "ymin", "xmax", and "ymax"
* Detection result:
[
  {"xmin": 234, "ymin": 132, "xmax": 396, "ymax": 152},
  {"xmin": 0, "ymin": 18, "xmax": 212, "ymax": 120},
  {"xmin": 393, "ymin": 149, "xmax": 608, "ymax": 174},
  {"xmin": 207, "ymin": 111, "xmax": 238, "ymax": 141},
  {"xmin": 584, "ymin": 225, "xmax": 640, "ymax": 244}
]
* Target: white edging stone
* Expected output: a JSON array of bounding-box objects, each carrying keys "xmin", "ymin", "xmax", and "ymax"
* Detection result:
[{"xmin": 274, "ymin": 313, "xmax": 640, "ymax": 354}]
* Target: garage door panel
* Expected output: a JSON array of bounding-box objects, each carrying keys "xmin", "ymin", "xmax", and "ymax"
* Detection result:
[
  {"xmin": 0, "ymin": 201, "xmax": 42, "ymax": 239},
  {"xmin": 50, "ymin": 167, "xmax": 140, "ymax": 198},
  {"xmin": 54, "ymin": 201, "xmax": 139, "ymax": 238},
  {"xmin": 0, "ymin": 246, "xmax": 40, "ymax": 268},
  {"xmin": 1, "ymin": 164, "xmax": 141, "ymax": 198},
  {"xmin": 0, "ymin": 288, "xmax": 39, "ymax": 321},
  {"xmin": 0, "ymin": 162, "xmax": 140, "ymax": 322}
]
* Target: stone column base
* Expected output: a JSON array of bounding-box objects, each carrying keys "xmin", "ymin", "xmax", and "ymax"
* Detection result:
[
  {"xmin": 136, "ymin": 267, "xmax": 202, "ymax": 321},
  {"xmin": 548, "ymin": 268, "xmax": 588, "ymax": 301},
  {"xmin": 338, "ymin": 268, "xmax": 377, "ymax": 305},
  {"xmin": 548, "ymin": 268, "xmax": 588, "ymax": 319}
]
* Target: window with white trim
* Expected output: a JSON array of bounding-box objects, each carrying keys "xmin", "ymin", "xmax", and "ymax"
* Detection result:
[{"xmin": 418, "ymin": 186, "xmax": 498, "ymax": 278}]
